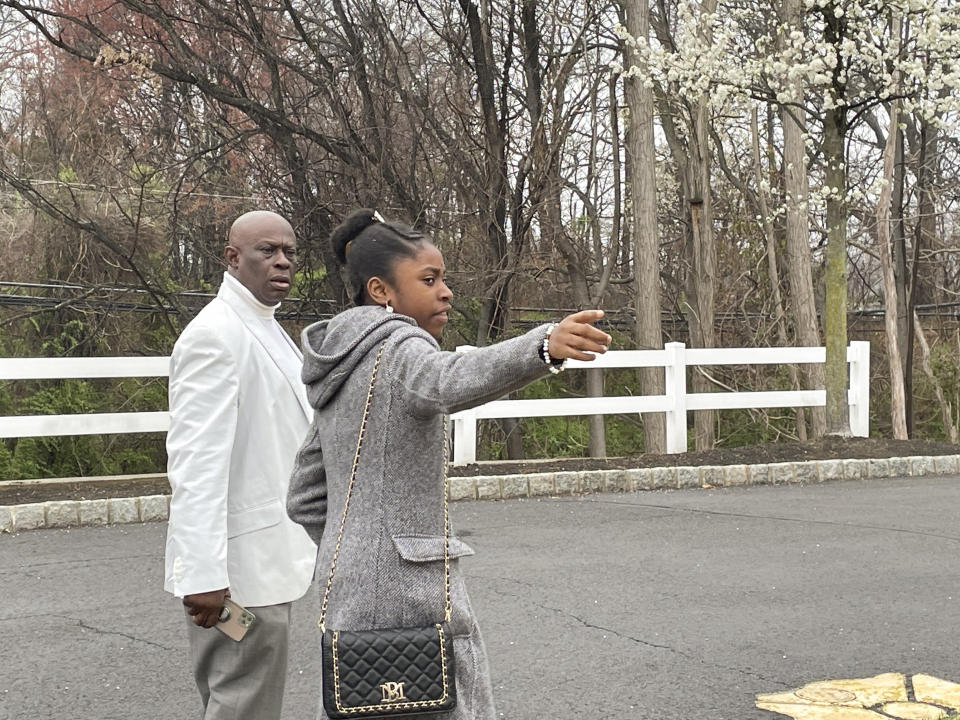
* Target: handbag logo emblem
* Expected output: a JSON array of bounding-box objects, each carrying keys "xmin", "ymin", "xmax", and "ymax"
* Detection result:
[{"xmin": 380, "ymin": 682, "xmax": 406, "ymax": 703}]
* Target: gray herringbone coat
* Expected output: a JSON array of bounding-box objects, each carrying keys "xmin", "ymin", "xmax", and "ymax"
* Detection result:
[{"xmin": 286, "ymin": 305, "xmax": 552, "ymax": 720}]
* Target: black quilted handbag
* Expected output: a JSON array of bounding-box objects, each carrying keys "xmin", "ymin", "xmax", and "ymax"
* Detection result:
[
  {"xmin": 321, "ymin": 624, "xmax": 456, "ymax": 717},
  {"xmin": 318, "ymin": 343, "xmax": 457, "ymax": 718}
]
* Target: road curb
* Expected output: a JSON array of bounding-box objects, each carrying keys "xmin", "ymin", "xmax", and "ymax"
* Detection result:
[{"xmin": 2, "ymin": 454, "xmax": 959, "ymax": 533}]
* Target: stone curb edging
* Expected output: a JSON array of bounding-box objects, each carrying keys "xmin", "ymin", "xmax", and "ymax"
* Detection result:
[
  {"xmin": 2, "ymin": 454, "xmax": 960, "ymax": 534},
  {"xmin": 0, "ymin": 494, "xmax": 171, "ymax": 534}
]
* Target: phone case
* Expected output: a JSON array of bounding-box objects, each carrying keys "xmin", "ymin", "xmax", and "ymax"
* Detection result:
[{"xmin": 215, "ymin": 598, "xmax": 256, "ymax": 642}]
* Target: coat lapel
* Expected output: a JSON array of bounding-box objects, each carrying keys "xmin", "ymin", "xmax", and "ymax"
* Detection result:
[{"xmin": 218, "ymin": 279, "xmax": 313, "ymax": 422}]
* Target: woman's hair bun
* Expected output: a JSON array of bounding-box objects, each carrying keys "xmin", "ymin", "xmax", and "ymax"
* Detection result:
[{"xmin": 331, "ymin": 209, "xmax": 380, "ymax": 265}]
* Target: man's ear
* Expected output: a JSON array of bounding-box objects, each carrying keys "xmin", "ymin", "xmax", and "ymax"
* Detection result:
[
  {"xmin": 224, "ymin": 245, "xmax": 239, "ymax": 270},
  {"xmin": 366, "ymin": 276, "xmax": 390, "ymax": 306}
]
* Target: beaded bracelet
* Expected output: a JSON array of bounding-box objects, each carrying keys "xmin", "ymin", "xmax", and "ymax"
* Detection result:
[{"xmin": 540, "ymin": 323, "xmax": 567, "ymax": 375}]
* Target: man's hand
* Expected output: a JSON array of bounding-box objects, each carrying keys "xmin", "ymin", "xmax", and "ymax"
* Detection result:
[
  {"xmin": 183, "ymin": 588, "xmax": 230, "ymax": 628},
  {"xmin": 548, "ymin": 310, "xmax": 612, "ymax": 362}
]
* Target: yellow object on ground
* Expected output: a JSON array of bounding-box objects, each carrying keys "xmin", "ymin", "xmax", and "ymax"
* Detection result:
[{"xmin": 756, "ymin": 673, "xmax": 960, "ymax": 719}]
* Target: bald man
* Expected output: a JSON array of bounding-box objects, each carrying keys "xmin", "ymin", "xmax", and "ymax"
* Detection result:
[{"xmin": 164, "ymin": 211, "xmax": 317, "ymax": 719}]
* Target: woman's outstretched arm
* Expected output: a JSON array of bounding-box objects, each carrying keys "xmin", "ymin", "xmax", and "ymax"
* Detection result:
[{"xmin": 393, "ymin": 310, "xmax": 610, "ymax": 417}]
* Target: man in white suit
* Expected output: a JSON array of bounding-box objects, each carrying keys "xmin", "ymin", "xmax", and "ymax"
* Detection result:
[{"xmin": 164, "ymin": 210, "xmax": 317, "ymax": 719}]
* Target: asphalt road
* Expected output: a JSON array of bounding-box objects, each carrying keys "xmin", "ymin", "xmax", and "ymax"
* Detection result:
[{"xmin": 3, "ymin": 474, "xmax": 960, "ymax": 720}]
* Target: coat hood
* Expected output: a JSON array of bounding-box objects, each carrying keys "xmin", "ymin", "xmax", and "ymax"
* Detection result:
[{"xmin": 300, "ymin": 305, "xmax": 432, "ymax": 409}]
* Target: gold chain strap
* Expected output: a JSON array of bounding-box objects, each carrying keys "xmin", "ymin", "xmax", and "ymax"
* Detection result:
[
  {"xmin": 441, "ymin": 414, "xmax": 451, "ymax": 624},
  {"xmin": 318, "ymin": 342, "xmax": 452, "ymax": 633}
]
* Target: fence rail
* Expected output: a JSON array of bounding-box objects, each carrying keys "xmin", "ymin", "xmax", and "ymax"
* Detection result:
[
  {"xmin": 0, "ymin": 342, "xmax": 870, "ymax": 467},
  {"xmin": 450, "ymin": 341, "xmax": 870, "ymax": 464},
  {"xmin": 0, "ymin": 357, "xmax": 170, "ymax": 439}
]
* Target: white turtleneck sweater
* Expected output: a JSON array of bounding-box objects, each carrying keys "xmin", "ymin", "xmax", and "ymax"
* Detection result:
[{"xmin": 222, "ymin": 272, "xmax": 303, "ymax": 386}]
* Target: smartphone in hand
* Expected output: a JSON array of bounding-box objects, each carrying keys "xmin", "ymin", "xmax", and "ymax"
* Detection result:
[{"xmin": 215, "ymin": 598, "xmax": 256, "ymax": 641}]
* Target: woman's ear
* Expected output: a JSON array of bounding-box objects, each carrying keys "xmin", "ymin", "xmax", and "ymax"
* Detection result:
[{"xmin": 366, "ymin": 276, "xmax": 391, "ymax": 306}]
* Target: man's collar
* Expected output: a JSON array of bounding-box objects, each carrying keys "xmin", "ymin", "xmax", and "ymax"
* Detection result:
[{"xmin": 221, "ymin": 272, "xmax": 279, "ymax": 319}]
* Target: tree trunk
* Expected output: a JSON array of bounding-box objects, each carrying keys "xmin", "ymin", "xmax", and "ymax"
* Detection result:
[
  {"xmin": 751, "ymin": 107, "xmax": 806, "ymax": 440},
  {"xmin": 823, "ymin": 1, "xmax": 850, "ymax": 436},
  {"xmin": 877, "ymin": 96, "xmax": 908, "ymax": 439},
  {"xmin": 460, "ymin": 0, "xmax": 520, "ymax": 457},
  {"xmin": 459, "ymin": 0, "xmax": 512, "ymax": 347},
  {"xmin": 688, "ymin": 81, "xmax": 716, "ymax": 452},
  {"xmin": 585, "ymin": 370, "xmax": 606, "ymax": 457},
  {"xmin": 649, "ymin": 0, "xmax": 716, "ymax": 451},
  {"xmin": 914, "ymin": 313, "xmax": 958, "ymax": 443},
  {"xmin": 780, "ymin": 0, "xmax": 825, "ymax": 438},
  {"xmin": 621, "ymin": 0, "xmax": 665, "ymax": 454},
  {"xmin": 522, "ymin": 0, "xmax": 605, "ymax": 457},
  {"xmin": 501, "ymin": 418, "xmax": 525, "ymax": 460},
  {"xmin": 687, "ymin": 191, "xmax": 716, "ymax": 451},
  {"xmin": 650, "ymin": 0, "xmax": 718, "ymax": 452},
  {"xmin": 892, "ymin": 120, "xmax": 911, "ymax": 433},
  {"xmin": 906, "ymin": 117, "xmax": 940, "ymax": 436}
]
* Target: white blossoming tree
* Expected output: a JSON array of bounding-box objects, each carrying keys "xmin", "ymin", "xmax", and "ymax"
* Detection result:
[{"xmin": 618, "ymin": 0, "xmax": 960, "ymax": 437}]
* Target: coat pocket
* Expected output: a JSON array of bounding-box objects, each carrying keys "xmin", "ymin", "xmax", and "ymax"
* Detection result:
[
  {"xmin": 227, "ymin": 498, "xmax": 284, "ymax": 538},
  {"xmin": 392, "ymin": 535, "xmax": 477, "ymax": 638},
  {"xmin": 392, "ymin": 535, "xmax": 475, "ymax": 562}
]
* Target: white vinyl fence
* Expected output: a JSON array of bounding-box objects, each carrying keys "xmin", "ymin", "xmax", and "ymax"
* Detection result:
[
  {"xmin": 0, "ymin": 356, "xmax": 170, "ymax": 439},
  {"xmin": 450, "ymin": 341, "xmax": 870, "ymax": 464},
  {"xmin": 0, "ymin": 342, "xmax": 870, "ymax": 468}
]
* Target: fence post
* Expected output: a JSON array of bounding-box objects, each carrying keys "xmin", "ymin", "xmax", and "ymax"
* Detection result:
[
  {"xmin": 452, "ymin": 411, "xmax": 477, "ymax": 465},
  {"xmin": 664, "ymin": 342, "xmax": 687, "ymax": 453},
  {"xmin": 451, "ymin": 345, "xmax": 478, "ymax": 465},
  {"xmin": 848, "ymin": 341, "xmax": 870, "ymax": 437}
]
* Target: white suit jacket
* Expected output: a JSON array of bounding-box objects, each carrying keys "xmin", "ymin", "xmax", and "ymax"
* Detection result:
[{"xmin": 164, "ymin": 273, "xmax": 317, "ymax": 607}]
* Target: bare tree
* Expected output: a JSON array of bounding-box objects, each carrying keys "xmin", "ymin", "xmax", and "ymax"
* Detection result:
[
  {"xmin": 620, "ymin": 0, "xmax": 666, "ymax": 453},
  {"xmin": 650, "ymin": 0, "xmax": 718, "ymax": 450}
]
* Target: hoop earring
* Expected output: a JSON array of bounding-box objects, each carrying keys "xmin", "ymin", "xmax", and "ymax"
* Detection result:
[{"xmin": 385, "ymin": 301, "xmax": 394, "ymax": 313}]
